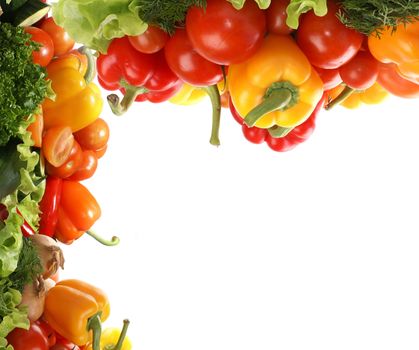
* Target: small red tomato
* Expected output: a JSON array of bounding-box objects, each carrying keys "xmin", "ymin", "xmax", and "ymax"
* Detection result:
[
  {"xmin": 68, "ymin": 150, "xmax": 98, "ymax": 181},
  {"xmin": 296, "ymin": 1, "xmax": 363, "ymax": 69},
  {"xmin": 24, "ymin": 27, "xmax": 54, "ymax": 67},
  {"xmin": 40, "ymin": 17, "xmax": 75, "ymax": 56},
  {"xmin": 128, "ymin": 26, "xmax": 169, "ymax": 54},
  {"xmin": 339, "ymin": 50, "xmax": 379, "ymax": 90},
  {"xmin": 186, "ymin": 0, "xmax": 266, "ymax": 65},
  {"xmin": 266, "ymin": 0, "xmax": 293, "ymax": 35},
  {"xmin": 6, "ymin": 322, "xmax": 50, "ymax": 350},
  {"xmin": 42, "ymin": 126, "xmax": 74, "ymax": 167},
  {"xmin": 73, "ymin": 118, "xmax": 110, "ymax": 151},
  {"xmin": 46, "ymin": 140, "xmax": 83, "ymax": 178},
  {"xmin": 315, "ymin": 67, "xmax": 342, "ymax": 90}
]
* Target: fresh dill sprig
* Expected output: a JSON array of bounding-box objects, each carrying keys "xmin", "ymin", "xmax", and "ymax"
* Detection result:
[
  {"xmin": 337, "ymin": 0, "xmax": 419, "ymax": 36},
  {"xmin": 137, "ymin": 0, "xmax": 207, "ymax": 34}
]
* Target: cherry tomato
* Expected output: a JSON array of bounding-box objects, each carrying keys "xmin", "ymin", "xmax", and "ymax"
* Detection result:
[
  {"xmin": 7, "ymin": 321, "xmax": 50, "ymax": 350},
  {"xmin": 128, "ymin": 26, "xmax": 169, "ymax": 54},
  {"xmin": 339, "ymin": 50, "xmax": 379, "ymax": 90},
  {"xmin": 186, "ymin": 0, "xmax": 266, "ymax": 65},
  {"xmin": 315, "ymin": 67, "xmax": 342, "ymax": 90},
  {"xmin": 24, "ymin": 27, "xmax": 54, "ymax": 67},
  {"xmin": 68, "ymin": 150, "xmax": 98, "ymax": 181},
  {"xmin": 46, "ymin": 140, "xmax": 83, "ymax": 178},
  {"xmin": 95, "ymin": 144, "xmax": 108, "ymax": 159},
  {"xmin": 42, "ymin": 126, "xmax": 74, "ymax": 167},
  {"xmin": 40, "ymin": 17, "xmax": 75, "ymax": 56},
  {"xmin": 73, "ymin": 118, "xmax": 110, "ymax": 151},
  {"xmin": 266, "ymin": 0, "xmax": 293, "ymax": 35},
  {"xmin": 296, "ymin": 1, "xmax": 363, "ymax": 69},
  {"xmin": 27, "ymin": 111, "xmax": 44, "ymax": 148},
  {"xmin": 164, "ymin": 28, "xmax": 223, "ymax": 86}
]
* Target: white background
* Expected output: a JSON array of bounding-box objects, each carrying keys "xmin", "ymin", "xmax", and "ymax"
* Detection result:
[{"xmin": 61, "ymin": 92, "xmax": 419, "ymax": 350}]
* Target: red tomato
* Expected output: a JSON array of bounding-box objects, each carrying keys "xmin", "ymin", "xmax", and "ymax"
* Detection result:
[
  {"xmin": 27, "ymin": 111, "xmax": 44, "ymax": 148},
  {"xmin": 186, "ymin": 0, "xmax": 266, "ymax": 65},
  {"xmin": 24, "ymin": 27, "xmax": 54, "ymax": 67},
  {"xmin": 266, "ymin": 0, "xmax": 293, "ymax": 35},
  {"xmin": 339, "ymin": 50, "xmax": 378, "ymax": 90},
  {"xmin": 128, "ymin": 26, "xmax": 169, "ymax": 54},
  {"xmin": 46, "ymin": 140, "xmax": 83, "ymax": 178},
  {"xmin": 315, "ymin": 67, "xmax": 342, "ymax": 90},
  {"xmin": 40, "ymin": 17, "xmax": 75, "ymax": 56},
  {"xmin": 68, "ymin": 150, "xmax": 98, "ymax": 181},
  {"xmin": 6, "ymin": 322, "xmax": 50, "ymax": 350},
  {"xmin": 73, "ymin": 118, "xmax": 110, "ymax": 151},
  {"xmin": 164, "ymin": 28, "xmax": 223, "ymax": 86},
  {"xmin": 42, "ymin": 126, "xmax": 74, "ymax": 167},
  {"xmin": 296, "ymin": 1, "xmax": 363, "ymax": 69}
]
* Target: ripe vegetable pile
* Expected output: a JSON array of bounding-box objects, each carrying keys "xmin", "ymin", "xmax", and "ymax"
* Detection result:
[{"xmin": 0, "ymin": 0, "xmax": 418, "ymax": 349}]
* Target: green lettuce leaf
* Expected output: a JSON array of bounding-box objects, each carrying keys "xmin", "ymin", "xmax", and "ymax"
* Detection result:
[
  {"xmin": 227, "ymin": 0, "xmax": 271, "ymax": 9},
  {"xmin": 52, "ymin": 0, "xmax": 148, "ymax": 53},
  {"xmin": 286, "ymin": 0, "xmax": 328, "ymax": 29}
]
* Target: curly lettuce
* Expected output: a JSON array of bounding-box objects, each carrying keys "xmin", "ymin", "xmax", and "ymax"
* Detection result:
[
  {"xmin": 227, "ymin": 0, "xmax": 271, "ymax": 9},
  {"xmin": 52, "ymin": 0, "xmax": 148, "ymax": 53}
]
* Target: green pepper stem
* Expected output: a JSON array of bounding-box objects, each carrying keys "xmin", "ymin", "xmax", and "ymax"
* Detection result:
[
  {"xmin": 325, "ymin": 86, "xmax": 354, "ymax": 110},
  {"xmin": 245, "ymin": 89, "xmax": 292, "ymax": 127},
  {"xmin": 78, "ymin": 46, "xmax": 96, "ymax": 85},
  {"xmin": 87, "ymin": 313, "xmax": 102, "ymax": 350},
  {"xmin": 107, "ymin": 81, "xmax": 148, "ymax": 116},
  {"xmin": 112, "ymin": 319, "xmax": 130, "ymax": 350},
  {"xmin": 268, "ymin": 125, "xmax": 293, "ymax": 138},
  {"xmin": 202, "ymin": 85, "xmax": 222, "ymax": 147},
  {"xmin": 86, "ymin": 231, "xmax": 120, "ymax": 246}
]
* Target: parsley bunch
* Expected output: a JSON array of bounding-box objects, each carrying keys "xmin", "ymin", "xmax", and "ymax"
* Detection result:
[{"xmin": 0, "ymin": 22, "xmax": 48, "ymax": 146}]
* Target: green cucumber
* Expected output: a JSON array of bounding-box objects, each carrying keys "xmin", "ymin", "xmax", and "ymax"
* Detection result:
[
  {"xmin": 0, "ymin": 140, "xmax": 26, "ymax": 201},
  {"xmin": 13, "ymin": 0, "xmax": 50, "ymax": 27}
]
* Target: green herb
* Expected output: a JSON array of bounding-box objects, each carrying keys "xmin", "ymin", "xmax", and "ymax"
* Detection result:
[
  {"xmin": 337, "ymin": 0, "xmax": 419, "ymax": 36},
  {"xmin": 8, "ymin": 238, "xmax": 42, "ymax": 293},
  {"xmin": 136, "ymin": 0, "xmax": 206, "ymax": 34},
  {"xmin": 0, "ymin": 22, "xmax": 49, "ymax": 147},
  {"xmin": 52, "ymin": 0, "xmax": 148, "ymax": 54}
]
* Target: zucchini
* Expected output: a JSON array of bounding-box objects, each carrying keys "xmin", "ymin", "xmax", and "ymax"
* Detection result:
[
  {"xmin": 13, "ymin": 0, "xmax": 50, "ymax": 27},
  {"xmin": 0, "ymin": 140, "xmax": 26, "ymax": 201}
]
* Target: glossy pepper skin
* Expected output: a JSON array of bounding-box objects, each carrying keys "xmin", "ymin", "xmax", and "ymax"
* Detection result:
[
  {"xmin": 368, "ymin": 21, "xmax": 419, "ymax": 84},
  {"xmin": 55, "ymin": 181, "xmax": 101, "ymax": 244},
  {"xmin": 42, "ymin": 53, "xmax": 103, "ymax": 132},
  {"xmin": 97, "ymin": 37, "xmax": 181, "ymax": 115},
  {"xmin": 228, "ymin": 35, "xmax": 323, "ymax": 130},
  {"xmin": 43, "ymin": 279, "xmax": 110, "ymax": 347},
  {"xmin": 338, "ymin": 83, "xmax": 389, "ymax": 109}
]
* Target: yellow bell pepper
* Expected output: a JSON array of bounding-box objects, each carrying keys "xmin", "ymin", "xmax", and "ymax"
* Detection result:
[
  {"xmin": 368, "ymin": 20, "xmax": 419, "ymax": 84},
  {"xmin": 43, "ymin": 279, "xmax": 110, "ymax": 347},
  {"xmin": 42, "ymin": 51, "xmax": 103, "ymax": 132},
  {"xmin": 228, "ymin": 35, "xmax": 323, "ymax": 131},
  {"xmin": 340, "ymin": 82, "xmax": 389, "ymax": 109},
  {"xmin": 84, "ymin": 321, "xmax": 132, "ymax": 350}
]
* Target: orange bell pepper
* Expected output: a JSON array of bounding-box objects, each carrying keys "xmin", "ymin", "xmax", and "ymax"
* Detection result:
[
  {"xmin": 42, "ymin": 49, "xmax": 103, "ymax": 132},
  {"xmin": 43, "ymin": 279, "xmax": 110, "ymax": 348},
  {"xmin": 368, "ymin": 20, "xmax": 419, "ymax": 84},
  {"xmin": 339, "ymin": 83, "xmax": 389, "ymax": 109},
  {"xmin": 228, "ymin": 34, "xmax": 323, "ymax": 135}
]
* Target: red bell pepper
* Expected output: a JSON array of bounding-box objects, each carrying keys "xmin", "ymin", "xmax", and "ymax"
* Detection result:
[
  {"xmin": 38, "ymin": 177, "xmax": 63, "ymax": 237},
  {"xmin": 97, "ymin": 37, "xmax": 181, "ymax": 115},
  {"xmin": 0, "ymin": 204, "xmax": 35, "ymax": 237},
  {"xmin": 229, "ymin": 94, "xmax": 325, "ymax": 152}
]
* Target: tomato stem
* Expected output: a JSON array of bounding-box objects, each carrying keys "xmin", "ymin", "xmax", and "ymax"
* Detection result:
[
  {"xmin": 78, "ymin": 46, "xmax": 96, "ymax": 85},
  {"xmin": 86, "ymin": 231, "xmax": 120, "ymax": 246},
  {"xmin": 245, "ymin": 89, "xmax": 292, "ymax": 127},
  {"xmin": 107, "ymin": 81, "xmax": 148, "ymax": 116},
  {"xmin": 87, "ymin": 313, "xmax": 102, "ymax": 350},
  {"xmin": 202, "ymin": 85, "xmax": 222, "ymax": 147},
  {"xmin": 113, "ymin": 319, "xmax": 130, "ymax": 350},
  {"xmin": 325, "ymin": 86, "xmax": 354, "ymax": 110}
]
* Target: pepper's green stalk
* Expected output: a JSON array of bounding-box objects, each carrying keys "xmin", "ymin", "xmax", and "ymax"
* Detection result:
[
  {"xmin": 87, "ymin": 313, "xmax": 103, "ymax": 350},
  {"xmin": 86, "ymin": 231, "xmax": 120, "ymax": 246},
  {"xmin": 325, "ymin": 85, "xmax": 354, "ymax": 110},
  {"xmin": 107, "ymin": 80, "xmax": 148, "ymax": 116},
  {"xmin": 201, "ymin": 85, "xmax": 222, "ymax": 147},
  {"xmin": 78, "ymin": 46, "xmax": 96, "ymax": 85},
  {"xmin": 111, "ymin": 319, "xmax": 131, "ymax": 350}
]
